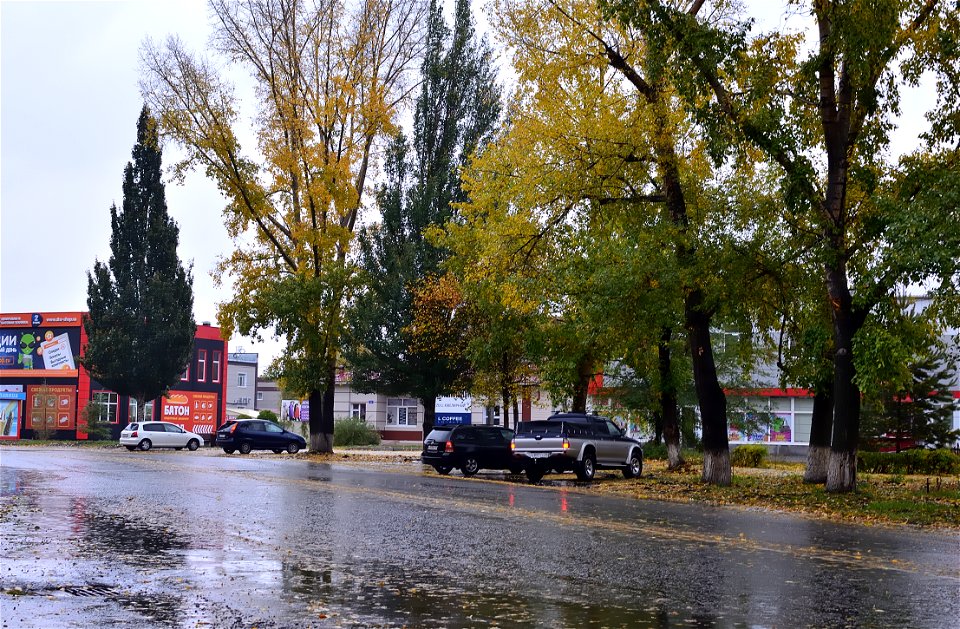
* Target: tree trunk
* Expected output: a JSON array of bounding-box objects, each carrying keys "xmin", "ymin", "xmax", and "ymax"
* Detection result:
[
  {"xmin": 825, "ymin": 266, "xmax": 864, "ymax": 492},
  {"xmin": 512, "ymin": 399, "xmax": 520, "ymax": 431},
  {"xmin": 308, "ymin": 388, "xmax": 332, "ymax": 453},
  {"xmin": 658, "ymin": 327, "xmax": 684, "ymax": 470},
  {"xmin": 571, "ymin": 353, "xmax": 593, "ymax": 413},
  {"xmin": 502, "ymin": 386, "xmax": 511, "ymax": 429},
  {"xmin": 309, "ymin": 357, "xmax": 337, "ymax": 453},
  {"xmin": 422, "ymin": 396, "xmax": 436, "ymax": 440},
  {"xmin": 803, "ymin": 388, "xmax": 834, "ymax": 483},
  {"xmin": 686, "ymin": 291, "xmax": 730, "ymax": 486},
  {"xmin": 652, "ymin": 411, "xmax": 663, "ymax": 445},
  {"xmin": 135, "ymin": 396, "xmax": 146, "ymax": 424}
]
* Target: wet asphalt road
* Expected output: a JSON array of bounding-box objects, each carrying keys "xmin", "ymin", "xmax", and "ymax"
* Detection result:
[{"xmin": 0, "ymin": 447, "xmax": 958, "ymax": 628}]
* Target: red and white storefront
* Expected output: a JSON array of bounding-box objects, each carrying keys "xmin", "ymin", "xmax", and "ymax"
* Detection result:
[{"xmin": 0, "ymin": 311, "xmax": 228, "ymax": 441}]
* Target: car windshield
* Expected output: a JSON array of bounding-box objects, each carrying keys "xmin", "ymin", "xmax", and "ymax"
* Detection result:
[{"xmin": 515, "ymin": 421, "xmax": 563, "ymax": 435}]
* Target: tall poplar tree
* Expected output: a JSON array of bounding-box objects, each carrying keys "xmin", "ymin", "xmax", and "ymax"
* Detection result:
[
  {"xmin": 141, "ymin": 0, "xmax": 427, "ymax": 453},
  {"xmin": 345, "ymin": 0, "xmax": 500, "ymax": 436},
  {"xmin": 83, "ymin": 105, "xmax": 196, "ymax": 423}
]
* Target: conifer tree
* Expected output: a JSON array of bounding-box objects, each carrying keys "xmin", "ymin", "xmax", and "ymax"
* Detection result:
[
  {"xmin": 345, "ymin": 0, "xmax": 500, "ymax": 436},
  {"xmin": 83, "ymin": 105, "xmax": 195, "ymax": 423}
]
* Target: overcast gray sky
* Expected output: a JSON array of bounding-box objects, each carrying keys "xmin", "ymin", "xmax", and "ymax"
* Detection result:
[
  {"xmin": 0, "ymin": 0, "xmax": 285, "ymax": 361},
  {"xmin": 0, "ymin": 0, "xmax": 934, "ymax": 370}
]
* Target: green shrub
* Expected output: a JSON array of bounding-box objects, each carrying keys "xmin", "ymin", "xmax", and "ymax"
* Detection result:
[
  {"xmin": 858, "ymin": 449, "xmax": 960, "ymax": 475},
  {"xmin": 258, "ymin": 409, "xmax": 278, "ymax": 421},
  {"xmin": 81, "ymin": 402, "xmax": 113, "ymax": 441},
  {"xmin": 334, "ymin": 417, "xmax": 381, "ymax": 447},
  {"xmin": 730, "ymin": 444, "xmax": 768, "ymax": 468},
  {"xmin": 643, "ymin": 443, "xmax": 668, "ymax": 460},
  {"xmin": 641, "ymin": 443, "xmax": 703, "ymax": 463}
]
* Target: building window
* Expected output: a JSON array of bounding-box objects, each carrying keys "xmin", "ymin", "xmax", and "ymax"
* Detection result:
[
  {"xmin": 485, "ymin": 405, "xmax": 501, "ymax": 425},
  {"xmin": 256, "ymin": 392, "xmax": 263, "ymax": 402},
  {"xmin": 197, "ymin": 350, "xmax": 207, "ymax": 382},
  {"xmin": 212, "ymin": 351, "xmax": 222, "ymax": 383},
  {"xmin": 180, "ymin": 364, "xmax": 190, "ymax": 381},
  {"xmin": 386, "ymin": 398, "xmax": 417, "ymax": 426},
  {"xmin": 238, "ymin": 372, "xmax": 248, "ymax": 388},
  {"xmin": 351, "ymin": 403, "xmax": 366, "ymax": 420},
  {"xmin": 93, "ymin": 392, "xmax": 119, "ymax": 424},
  {"xmin": 127, "ymin": 398, "xmax": 155, "ymax": 422}
]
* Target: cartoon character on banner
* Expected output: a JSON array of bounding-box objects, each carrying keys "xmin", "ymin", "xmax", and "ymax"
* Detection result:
[{"xmin": 18, "ymin": 334, "xmax": 37, "ymax": 369}]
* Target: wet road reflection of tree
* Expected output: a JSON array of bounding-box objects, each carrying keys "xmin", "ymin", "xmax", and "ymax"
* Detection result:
[{"xmin": 1, "ymin": 448, "xmax": 957, "ymax": 628}]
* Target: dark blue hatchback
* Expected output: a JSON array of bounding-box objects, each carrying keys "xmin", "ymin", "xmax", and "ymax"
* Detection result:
[{"xmin": 216, "ymin": 419, "xmax": 307, "ymax": 454}]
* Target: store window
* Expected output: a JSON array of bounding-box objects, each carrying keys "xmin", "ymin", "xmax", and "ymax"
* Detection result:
[
  {"xmin": 93, "ymin": 392, "xmax": 119, "ymax": 424},
  {"xmin": 351, "ymin": 403, "xmax": 366, "ymax": 420},
  {"xmin": 386, "ymin": 398, "xmax": 418, "ymax": 426},
  {"xmin": 197, "ymin": 350, "xmax": 207, "ymax": 382},
  {"xmin": 212, "ymin": 351, "xmax": 222, "ymax": 383},
  {"xmin": 238, "ymin": 372, "xmax": 247, "ymax": 388},
  {"xmin": 127, "ymin": 398, "xmax": 155, "ymax": 422},
  {"xmin": 485, "ymin": 405, "xmax": 501, "ymax": 425}
]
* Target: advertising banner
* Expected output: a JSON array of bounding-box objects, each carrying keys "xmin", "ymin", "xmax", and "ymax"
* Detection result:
[
  {"xmin": 729, "ymin": 411, "xmax": 794, "ymax": 443},
  {"xmin": 1, "ymin": 400, "xmax": 21, "ymax": 439},
  {"xmin": 26, "ymin": 385, "xmax": 76, "ymax": 430},
  {"xmin": 162, "ymin": 391, "xmax": 219, "ymax": 436},
  {"xmin": 0, "ymin": 326, "xmax": 80, "ymax": 376},
  {"xmin": 435, "ymin": 395, "xmax": 472, "ymax": 426},
  {"xmin": 281, "ymin": 399, "xmax": 310, "ymax": 422}
]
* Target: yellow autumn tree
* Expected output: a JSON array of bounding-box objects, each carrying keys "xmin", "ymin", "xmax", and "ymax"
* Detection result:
[
  {"xmin": 140, "ymin": 0, "xmax": 428, "ymax": 452},
  {"xmin": 445, "ymin": 0, "xmax": 772, "ymax": 482}
]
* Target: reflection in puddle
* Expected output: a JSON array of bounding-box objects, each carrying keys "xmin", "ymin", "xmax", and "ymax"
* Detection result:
[
  {"xmin": 76, "ymin": 507, "xmax": 188, "ymax": 570},
  {"xmin": 278, "ymin": 558, "xmax": 716, "ymax": 628}
]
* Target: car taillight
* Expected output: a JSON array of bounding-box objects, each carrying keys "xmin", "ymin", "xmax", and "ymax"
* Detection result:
[
  {"xmin": 562, "ymin": 437, "xmax": 570, "ymax": 450},
  {"xmin": 229, "ymin": 424, "xmax": 237, "ymax": 433},
  {"xmin": 131, "ymin": 431, "xmax": 138, "ymax": 438},
  {"xmin": 445, "ymin": 440, "xmax": 454, "ymax": 452}
]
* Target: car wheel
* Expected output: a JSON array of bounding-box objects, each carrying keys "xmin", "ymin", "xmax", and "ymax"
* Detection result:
[
  {"xmin": 461, "ymin": 457, "xmax": 480, "ymax": 477},
  {"xmin": 286, "ymin": 443, "xmax": 300, "ymax": 454},
  {"xmin": 509, "ymin": 465, "xmax": 524, "ymax": 475},
  {"xmin": 223, "ymin": 448, "xmax": 235, "ymax": 454},
  {"xmin": 623, "ymin": 450, "xmax": 642, "ymax": 478},
  {"xmin": 187, "ymin": 439, "xmax": 200, "ymax": 451},
  {"xmin": 138, "ymin": 439, "xmax": 152, "ymax": 452},
  {"xmin": 239, "ymin": 442, "xmax": 252, "ymax": 455},
  {"xmin": 125, "ymin": 445, "xmax": 136, "ymax": 451},
  {"xmin": 575, "ymin": 452, "xmax": 596, "ymax": 481},
  {"xmin": 433, "ymin": 465, "xmax": 453, "ymax": 475}
]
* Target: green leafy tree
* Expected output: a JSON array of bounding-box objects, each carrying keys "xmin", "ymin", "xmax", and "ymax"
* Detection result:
[
  {"xmin": 141, "ymin": 0, "xmax": 427, "ymax": 452},
  {"xmin": 448, "ymin": 0, "xmax": 788, "ymax": 484},
  {"xmin": 605, "ymin": 0, "xmax": 960, "ymax": 492},
  {"xmin": 345, "ymin": 0, "xmax": 500, "ymax": 437},
  {"xmin": 83, "ymin": 106, "xmax": 195, "ymax": 423}
]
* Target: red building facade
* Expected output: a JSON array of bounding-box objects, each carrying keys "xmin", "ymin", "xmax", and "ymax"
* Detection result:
[{"xmin": 0, "ymin": 312, "xmax": 227, "ymax": 441}]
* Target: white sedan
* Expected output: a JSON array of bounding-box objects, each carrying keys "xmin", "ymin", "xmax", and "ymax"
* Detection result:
[{"xmin": 120, "ymin": 421, "xmax": 205, "ymax": 452}]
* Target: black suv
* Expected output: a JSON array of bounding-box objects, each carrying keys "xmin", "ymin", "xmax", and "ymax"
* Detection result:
[
  {"xmin": 421, "ymin": 425, "xmax": 524, "ymax": 476},
  {"xmin": 216, "ymin": 419, "xmax": 307, "ymax": 454}
]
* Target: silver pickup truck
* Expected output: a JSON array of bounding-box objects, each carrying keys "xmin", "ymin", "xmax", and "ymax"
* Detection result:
[{"xmin": 511, "ymin": 413, "xmax": 643, "ymax": 482}]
